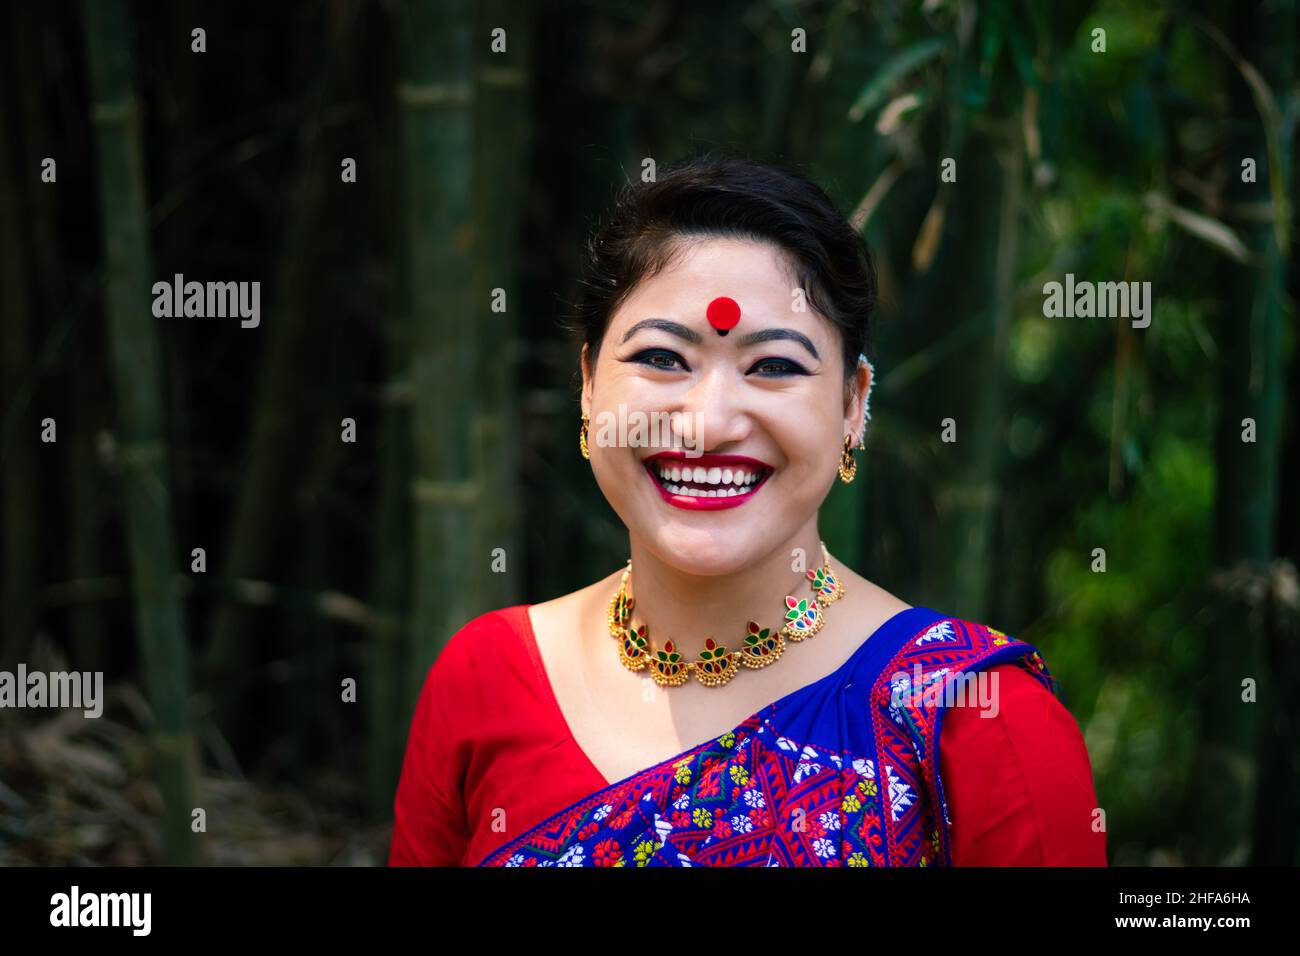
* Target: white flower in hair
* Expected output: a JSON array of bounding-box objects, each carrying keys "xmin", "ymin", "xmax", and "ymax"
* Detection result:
[{"xmin": 857, "ymin": 353, "xmax": 876, "ymax": 446}]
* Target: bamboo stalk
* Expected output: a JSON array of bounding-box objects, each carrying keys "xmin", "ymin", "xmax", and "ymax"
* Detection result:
[
  {"xmin": 471, "ymin": 0, "xmax": 530, "ymax": 613},
  {"xmin": 951, "ymin": 121, "xmax": 1023, "ymax": 621},
  {"xmin": 81, "ymin": 0, "xmax": 198, "ymax": 865},
  {"xmin": 398, "ymin": 0, "xmax": 478, "ymax": 704},
  {"xmin": 1177, "ymin": 0, "xmax": 1292, "ymax": 865}
]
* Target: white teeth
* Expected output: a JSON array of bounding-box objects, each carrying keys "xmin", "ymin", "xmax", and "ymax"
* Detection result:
[
  {"xmin": 651, "ymin": 461, "xmax": 770, "ymax": 497},
  {"xmin": 662, "ymin": 482, "xmax": 751, "ymax": 498}
]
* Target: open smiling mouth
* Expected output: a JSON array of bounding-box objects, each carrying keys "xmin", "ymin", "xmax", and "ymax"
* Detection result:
[{"xmin": 642, "ymin": 453, "xmax": 774, "ymax": 511}]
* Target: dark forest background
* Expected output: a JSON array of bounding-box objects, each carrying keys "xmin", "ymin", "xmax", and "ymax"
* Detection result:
[{"xmin": 0, "ymin": 0, "xmax": 1297, "ymax": 866}]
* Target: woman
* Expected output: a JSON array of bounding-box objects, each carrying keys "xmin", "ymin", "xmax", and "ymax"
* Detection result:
[{"xmin": 389, "ymin": 156, "xmax": 1106, "ymax": 867}]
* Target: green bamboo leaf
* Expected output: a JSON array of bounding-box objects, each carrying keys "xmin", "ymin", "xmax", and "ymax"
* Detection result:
[
  {"xmin": 1007, "ymin": 17, "xmax": 1037, "ymax": 90},
  {"xmin": 876, "ymin": 90, "xmax": 928, "ymax": 135},
  {"xmin": 979, "ymin": 6, "xmax": 1005, "ymax": 74},
  {"xmin": 1144, "ymin": 192, "xmax": 1252, "ymax": 264},
  {"xmin": 848, "ymin": 37, "xmax": 947, "ymax": 123},
  {"xmin": 965, "ymin": 0, "xmax": 1006, "ymax": 112}
]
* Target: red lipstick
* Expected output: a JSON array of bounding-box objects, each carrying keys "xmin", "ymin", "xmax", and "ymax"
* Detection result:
[{"xmin": 642, "ymin": 450, "xmax": 773, "ymax": 511}]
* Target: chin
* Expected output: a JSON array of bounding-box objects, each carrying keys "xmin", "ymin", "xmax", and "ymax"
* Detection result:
[{"xmin": 638, "ymin": 530, "xmax": 759, "ymax": 577}]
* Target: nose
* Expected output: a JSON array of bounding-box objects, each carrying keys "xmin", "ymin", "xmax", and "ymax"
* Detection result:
[{"xmin": 675, "ymin": 362, "xmax": 752, "ymax": 451}]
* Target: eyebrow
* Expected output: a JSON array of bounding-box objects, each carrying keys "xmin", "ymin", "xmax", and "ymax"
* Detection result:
[{"xmin": 621, "ymin": 318, "xmax": 820, "ymax": 360}]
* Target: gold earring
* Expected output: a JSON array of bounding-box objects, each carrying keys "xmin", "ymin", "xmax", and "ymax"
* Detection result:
[
  {"xmin": 579, "ymin": 414, "xmax": 590, "ymax": 460},
  {"xmin": 838, "ymin": 434, "xmax": 857, "ymax": 483}
]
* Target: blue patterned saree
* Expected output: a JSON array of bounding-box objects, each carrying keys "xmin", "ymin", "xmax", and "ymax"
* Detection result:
[{"xmin": 477, "ymin": 607, "xmax": 1055, "ymax": 866}]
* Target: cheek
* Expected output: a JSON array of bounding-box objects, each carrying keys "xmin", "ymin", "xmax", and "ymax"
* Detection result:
[
  {"xmin": 769, "ymin": 402, "xmax": 840, "ymax": 466},
  {"xmin": 585, "ymin": 418, "xmax": 646, "ymax": 506},
  {"xmin": 595, "ymin": 374, "xmax": 666, "ymax": 415},
  {"xmin": 586, "ymin": 451, "xmax": 630, "ymax": 529}
]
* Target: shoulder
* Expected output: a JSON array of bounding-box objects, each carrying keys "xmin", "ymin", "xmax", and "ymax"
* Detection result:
[
  {"xmin": 874, "ymin": 611, "xmax": 1056, "ymax": 700},
  {"xmin": 447, "ymin": 604, "xmax": 532, "ymax": 648},
  {"xmin": 919, "ymin": 613, "xmax": 1042, "ymax": 655},
  {"xmin": 940, "ymin": 659, "xmax": 1079, "ymax": 744},
  {"xmin": 432, "ymin": 605, "xmax": 532, "ymax": 676},
  {"xmin": 881, "ymin": 609, "xmax": 1070, "ymax": 736},
  {"xmin": 937, "ymin": 657, "xmax": 1106, "ymax": 865},
  {"xmin": 407, "ymin": 605, "xmax": 538, "ymax": 740}
]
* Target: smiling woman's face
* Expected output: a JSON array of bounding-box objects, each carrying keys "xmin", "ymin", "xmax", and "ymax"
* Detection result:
[{"xmin": 581, "ymin": 236, "xmax": 868, "ymax": 576}]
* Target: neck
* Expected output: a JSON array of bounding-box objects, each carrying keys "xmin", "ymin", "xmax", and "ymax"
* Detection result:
[{"xmin": 619, "ymin": 523, "xmax": 826, "ymax": 658}]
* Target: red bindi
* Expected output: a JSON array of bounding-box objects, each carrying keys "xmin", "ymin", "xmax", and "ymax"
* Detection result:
[{"xmin": 706, "ymin": 296, "xmax": 741, "ymax": 335}]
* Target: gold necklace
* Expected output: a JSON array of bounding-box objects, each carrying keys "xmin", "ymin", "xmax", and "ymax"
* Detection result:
[{"xmin": 606, "ymin": 541, "xmax": 846, "ymax": 688}]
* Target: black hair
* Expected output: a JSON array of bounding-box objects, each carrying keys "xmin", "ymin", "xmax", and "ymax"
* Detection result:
[{"xmin": 563, "ymin": 154, "xmax": 877, "ymax": 402}]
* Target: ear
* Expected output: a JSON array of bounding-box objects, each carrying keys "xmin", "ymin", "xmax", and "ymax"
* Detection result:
[
  {"xmin": 843, "ymin": 358, "xmax": 871, "ymax": 447},
  {"xmin": 580, "ymin": 342, "xmax": 593, "ymax": 419}
]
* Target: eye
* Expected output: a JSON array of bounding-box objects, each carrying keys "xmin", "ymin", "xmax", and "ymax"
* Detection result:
[
  {"xmin": 749, "ymin": 357, "xmax": 810, "ymax": 377},
  {"xmin": 630, "ymin": 348, "xmax": 689, "ymax": 371}
]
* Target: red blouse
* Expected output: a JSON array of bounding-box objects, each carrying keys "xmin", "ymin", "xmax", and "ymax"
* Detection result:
[{"xmin": 389, "ymin": 605, "xmax": 1107, "ymax": 866}]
